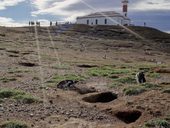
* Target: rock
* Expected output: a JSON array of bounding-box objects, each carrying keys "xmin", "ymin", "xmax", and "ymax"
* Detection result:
[
  {"xmin": 0, "ymin": 107, "xmax": 4, "ymax": 111},
  {"xmin": 30, "ymin": 113, "xmax": 34, "ymax": 117}
]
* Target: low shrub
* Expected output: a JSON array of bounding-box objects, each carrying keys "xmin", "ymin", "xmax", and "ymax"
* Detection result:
[
  {"xmin": 0, "ymin": 89, "xmax": 25, "ymax": 99},
  {"xmin": 143, "ymin": 119, "xmax": 170, "ymax": 128},
  {"xmin": 0, "ymin": 121, "xmax": 29, "ymax": 128},
  {"xmin": 88, "ymin": 66, "xmax": 130, "ymax": 77},
  {"xmin": 123, "ymin": 86, "xmax": 146, "ymax": 96},
  {"xmin": 0, "ymin": 88, "xmax": 40, "ymax": 104},
  {"xmin": 115, "ymin": 77, "xmax": 136, "ymax": 84},
  {"xmin": 14, "ymin": 94, "xmax": 40, "ymax": 104},
  {"xmin": 163, "ymin": 88, "xmax": 170, "ymax": 94}
]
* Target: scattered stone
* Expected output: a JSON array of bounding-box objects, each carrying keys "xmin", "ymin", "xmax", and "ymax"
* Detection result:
[
  {"xmin": 0, "ymin": 107, "xmax": 4, "ymax": 111},
  {"xmin": 30, "ymin": 113, "xmax": 34, "ymax": 117}
]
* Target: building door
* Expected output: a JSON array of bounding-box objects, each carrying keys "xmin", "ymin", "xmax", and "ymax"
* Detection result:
[
  {"xmin": 105, "ymin": 19, "xmax": 107, "ymax": 25},
  {"xmin": 87, "ymin": 20, "xmax": 89, "ymax": 25},
  {"xmin": 96, "ymin": 19, "xmax": 98, "ymax": 25}
]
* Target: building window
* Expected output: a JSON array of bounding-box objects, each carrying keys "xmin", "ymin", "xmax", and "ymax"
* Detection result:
[
  {"xmin": 105, "ymin": 19, "xmax": 107, "ymax": 24},
  {"xmin": 87, "ymin": 20, "xmax": 89, "ymax": 25},
  {"xmin": 95, "ymin": 19, "xmax": 98, "ymax": 25}
]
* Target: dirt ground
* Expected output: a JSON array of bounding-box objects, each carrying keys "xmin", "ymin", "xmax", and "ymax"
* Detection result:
[{"xmin": 0, "ymin": 25, "xmax": 170, "ymax": 128}]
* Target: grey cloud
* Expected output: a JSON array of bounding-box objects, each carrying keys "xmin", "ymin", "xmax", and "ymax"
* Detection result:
[
  {"xmin": 147, "ymin": 2, "xmax": 159, "ymax": 5},
  {"xmin": 63, "ymin": 0, "xmax": 121, "ymax": 12}
]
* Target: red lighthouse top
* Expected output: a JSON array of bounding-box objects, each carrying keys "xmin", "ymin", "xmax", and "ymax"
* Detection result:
[
  {"xmin": 122, "ymin": 0, "xmax": 128, "ymax": 17},
  {"xmin": 123, "ymin": 5, "xmax": 127, "ymax": 12}
]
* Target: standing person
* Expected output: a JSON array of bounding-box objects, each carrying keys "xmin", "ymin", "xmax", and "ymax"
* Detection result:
[
  {"xmin": 55, "ymin": 21, "xmax": 58, "ymax": 26},
  {"xmin": 50, "ymin": 21, "xmax": 52, "ymax": 26},
  {"xmin": 144, "ymin": 22, "xmax": 146, "ymax": 27}
]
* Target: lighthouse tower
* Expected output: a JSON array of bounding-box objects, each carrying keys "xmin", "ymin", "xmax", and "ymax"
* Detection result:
[{"xmin": 122, "ymin": 0, "xmax": 128, "ymax": 17}]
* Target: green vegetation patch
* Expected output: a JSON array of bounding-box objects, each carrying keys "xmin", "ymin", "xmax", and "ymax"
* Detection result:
[
  {"xmin": 147, "ymin": 72, "xmax": 161, "ymax": 78},
  {"xmin": 123, "ymin": 86, "xmax": 146, "ymax": 96},
  {"xmin": 0, "ymin": 121, "xmax": 29, "ymax": 128},
  {"xmin": 0, "ymin": 89, "xmax": 25, "ymax": 99},
  {"xmin": 51, "ymin": 64, "xmax": 70, "ymax": 70},
  {"xmin": 0, "ymin": 88, "xmax": 40, "ymax": 104},
  {"xmin": 14, "ymin": 94, "xmax": 40, "ymax": 104},
  {"xmin": 141, "ymin": 83, "xmax": 160, "ymax": 89},
  {"xmin": 123, "ymin": 83, "xmax": 160, "ymax": 96},
  {"xmin": 7, "ymin": 69, "xmax": 30, "ymax": 74},
  {"xmin": 0, "ymin": 77, "xmax": 17, "ymax": 83},
  {"xmin": 163, "ymin": 88, "xmax": 170, "ymax": 94},
  {"xmin": 46, "ymin": 74, "xmax": 86, "ymax": 84},
  {"xmin": 165, "ymin": 114, "xmax": 170, "ymax": 122},
  {"xmin": 143, "ymin": 119, "xmax": 170, "ymax": 128},
  {"xmin": 115, "ymin": 77, "xmax": 136, "ymax": 84},
  {"xmin": 88, "ymin": 66, "xmax": 131, "ymax": 77},
  {"xmin": 0, "ymin": 99, "xmax": 3, "ymax": 103},
  {"xmin": 109, "ymin": 83, "xmax": 123, "ymax": 88}
]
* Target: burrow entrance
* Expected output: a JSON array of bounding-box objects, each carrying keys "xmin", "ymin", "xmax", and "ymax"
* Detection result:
[
  {"xmin": 115, "ymin": 110, "xmax": 142, "ymax": 124},
  {"xmin": 19, "ymin": 62, "xmax": 38, "ymax": 67},
  {"xmin": 77, "ymin": 64, "xmax": 98, "ymax": 68},
  {"xmin": 82, "ymin": 92, "xmax": 117, "ymax": 103}
]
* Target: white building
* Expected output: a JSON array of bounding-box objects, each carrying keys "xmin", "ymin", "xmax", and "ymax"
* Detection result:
[
  {"xmin": 76, "ymin": 11, "xmax": 130, "ymax": 26},
  {"xmin": 76, "ymin": 0, "xmax": 130, "ymax": 26}
]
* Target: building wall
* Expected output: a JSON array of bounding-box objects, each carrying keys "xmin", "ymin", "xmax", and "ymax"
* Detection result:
[{"xmin": 77, "ymin": 16, "xmax": 130, "ymax": 26}]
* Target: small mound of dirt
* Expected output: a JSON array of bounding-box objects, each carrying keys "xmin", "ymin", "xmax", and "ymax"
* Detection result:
[
  {"xmin": 115, "ymin": 110, "xmax": 142, "ymax": 124},
  {"xmin": 83, "ymin": 92, "xmax": 117, "ymax": 103},
  {"xmin": 77, "ymin": 64, "xmax": 98, "ymax": 68},
  {"xmin": 19, "ymin": 62, "xmax": 38, "ymax": 67},
  {"xmin": 76, "ymin": 86, "xmax": 97, "ymax": 94},
  {"xmin": 155, "ymin": 68, "xmax": 170, "ymax": 73}
]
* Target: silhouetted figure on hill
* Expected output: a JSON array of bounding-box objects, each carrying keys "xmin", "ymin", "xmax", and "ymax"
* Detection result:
[
  {"xmin": 30, "ymin": 21, "xmax": 35, "ymax": 26},
  {"xmin": 36, "ymin": 22, "xmax": 40, "ymax": 26},
  {"xmin": 136, "ymin": 71, "xmax": 146, "ymax": 84},
  {"xmin": 55, "ymin": 21, "xmax": 58, "ymax": 26},
  {"xmin": 50, "ymin": 21, "xmax": 52, "ymax": 26},
  {"xmin": 144, "ymin": 22, "xmax": 146, "ymax": 27}
]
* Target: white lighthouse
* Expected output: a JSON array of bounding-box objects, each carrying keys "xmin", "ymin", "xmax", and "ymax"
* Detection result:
[{"xmin": 122, "ymin": 0, "xmax": 128, "ymax": 17}]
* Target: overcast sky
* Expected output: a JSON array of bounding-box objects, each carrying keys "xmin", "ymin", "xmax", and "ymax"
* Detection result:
[{"xmin": 0, "ymin": 0, "xmax": 169, "ymax": 32}]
